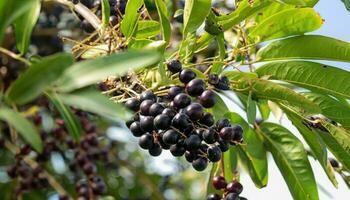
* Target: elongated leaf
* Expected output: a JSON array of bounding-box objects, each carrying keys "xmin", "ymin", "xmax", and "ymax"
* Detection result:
[
  {"xmin": 281, "ymin": 104, "xmax": 338, "ymax": 187},
  {"xmin": 136, "ymin": 20, "xmax": 161, "ymax": 39},
  {"xmin": 274, "ymin": 0, "xmax": 319, "ymax": 6},
  {"xmin": 236, "ymin": 78, "xmax": 320, "ymax": 114},
  {"xmin": 183, "ymin": 0, "xmax": 211, "ymax": 34},
  {"xmin": 218, "ymin": 0, "xmax": 271, "ymax": 30},
  {"xmin": 303, "ymin": 92, "xmax": 350, "ymax": 129},
  {"xmin": 224, "ymin": 71, "xmax": 258, "ymax": 80},
  {"xmin": 256, "ymin": 35, "xmax": 350, "ymax": 62},
  {"xmin": 57, "ymin": 51, "xmax": 161, "ymax": 92},
  {"xmin": 247, "ymin": 92, "xmax": 257, "ymax": 124},
  {"xmin": 342, "ymin": 0, "xmax": 350, "ymax": 11},
  {"xmin": 57, "ymin": 89, "xmax": 131, "ymax": 120},
  {"xmin": 179, "ymin": 32, "xmax": 196, "ymax": 63},
  {"xmin": 121, "ymin": 0, "xmax": 144, "ymax": 38},
  {"xmin": 6, "ymin": 53, "xmax": 74, "ymax": 105},
  {"xmin": 256, "ymin": 61, "xmax": 350, "ymax": 99},
  {"xmin": 0, "ymin": 107, "xmax": 42, "ymax": 152},
  {"xmin": 195, "ymin": 32, "xmax": 215, "ymax": 53},
  {"xmin": 101, "ymin": 0, "xmax": 110, "ymax": 28},
  {"xmin": 154, "ymin": 0, "xmax": 171, "ymax": 44},
  {"xmin": 46, "ymin": 92, "xmax": 81, "ymax": 141},
  {"xmin": 13, "ymin": 0, "xmax": 40, "ymax": 54},
  {"xmin": 0, "ymin": 0, "xmax": 37, "ymax": 43},
  {"xmin": 321, "ymin": 121, "xmax": 350, "ymax": 155},
  {"xmin": 249, "ymin": 8, "xmax": 323, "ymax": 43},
  {"xmin": 251, "ymin": 2, "xmax": 294, "ymax": 23},
  {"xmin": 257, "ymin": 100, "xmax": 270, "ymax": 120},
  {"xmin": 259, "ymin": 122, "xmax": 319, "ymax": 200},
  {"xmin": 211, "ymin": 34, "xmax": 225, "ymax": 74},
  {"xmin": 225, "ymin": 112, "xmax": 268, "ymax": 188}
]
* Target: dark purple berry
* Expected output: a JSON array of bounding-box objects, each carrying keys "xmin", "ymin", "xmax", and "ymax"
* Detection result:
[
  {"xmin": 154, "ymin": 114, "xmax": 171, "ymax": 130},
  {"xmin": 207, "ymin": 145, "xmax": 222, "ymax": 162},
  {"xmin": 329, "ymin": 158, "xmax": 339, "ymax": 168},
  {"xmin": 225, "ymin": 193, "xmax": 239, "ymax": 200},
  {"xmin": 140, "ymin": 90, "xmax": 157, "ymax": 102},
  {"xmin": 109, "ymin": 15, "xmax": 118, "ymax": 26},
  {"xmin": 129, "ymin": 122, "xmax": 145, "ymax": 137},
  {"xmin": 162, "ymin": 129, "xmax": 180, "ymax": 145},
  {"xmin": 232, "ymin": 125, "xmax": 243, "ymax": 142},
  {"xmin": 173, "ymin": 93, "xmax": 191, "ymax": 108},
  {"xmin": 140, "ymin": 116, "xmax": 155, "ymax": 132},
  {"xmin": 72, "ymin": 0, "xmax": 80, "ymax": 5},
  {"xmin": 82, "ymin": 163, "xmax": 97, "ymax": 175},
  {"xmin": 172, "ymin": 113, "xmax": 190, "ymax": 130},
  {"xmin": 170, "ymin": 142, "xmax": 186, "ymax": 157},
  {"xmin": 162, "ymin": 108, "xmax": 177, "ymax": 118},
  {"xmin": 199, "ymin": 90, "xmax": 216, "ymax": 108},
  {"xmin": 207, "ymin": 193, "xmax": 221, "ymax": 200},
  {"xmin": 140, "ymin": 99, "xmax": 154, "ymax": 115},
  {"xmin": 186, "ymin": 78, "xmax": 205, "ymax": 96},
  {"xmin": 200, "ymin": 113, "xmax": 215, "ymax": 126},
  {"xmin": 185, "ymin": 151, "xmax": 198, "ymax": 162},
  {"xmin": 216, "ymin": 118, "xmax": 231, "ymax": 130},
  {"xmin": 216, "ymin": 75, "xmax": 230, "ymax": 90},
  {"xmin": 185, "ymin": 134, "xmax": 202, "ymax": 151},
  {"xmin": 185, "ymin": 103, "xmax": 204, "ymax": 121},
  {"xmin": 179, "ymin": 69, "xmax": 196, "ymax": 84},
  {"xmin": 226, "ymin": 181, "xmax": 243, "ymax": 194},
  {"xmin": 149, "ymin": 103, "xmax": 165, "ymax": 116},
  {"xmin": 192, "ymin": 157, "xmax": 208, "ymax": 171},
  {"xmin": 219, "ymin": 127, "xmax": 234, "ymax": 141},
  {"xmin": 167, "ymin": 59, "xmax": 182, "ymax": 73},
  {"xmin": 212, "ymin": 176, "xmax": 227, "ymax": 189},
  {"xmin": 202, "ymin": 128, "xmax": 217, "ymax": 144},
  {"xmin": 168, "ymin": 86, "xmax": 184, "ymax": 99},
  {"xmin": 149, "ymin": 143, "xmax": 162, "ymax": 156},
  {"xmin": 218, "ymin": 138, "xmax": 229, "ymax": 152},
  {"xmin": 138, "ymin": 134, "xmax": 154, "ymax": 149},
  {"xmin": 208, "ymin": 74, "xmax": 219, "ymax": 85},
  {"xmin": 125, "ymin": 98, "xmax": 140, "ymax": 111}
]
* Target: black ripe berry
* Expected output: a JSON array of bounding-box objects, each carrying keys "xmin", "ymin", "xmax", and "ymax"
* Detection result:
[
  {"xmin": 179, "ymin": 69, "xmax": 196, "ymax": 84},
  {"xmin": 140, "ymin": 99, "xmax": 154, "ymax": 115},
  {"xmin": 140, "ymin": 116, "xmax": 155, "ymax": 132},
  {"xmin": 218, "ymin": 138, "xmax": 229, "ymax": 152},
  {"xmin": 199, "ymin": 90, "xmax": 216, "ymax": 108},
  {"xmin": 173, "ymin": 93, "xmax": 191, "ymax": 108},
  {"xmin": 170, "ymin": 142, "xmax": 186, "ymax": 157},
  {"xmin": 154, "ymin": 114, "xmax": 171, "ymax": 130},
  {"xmin": 216, "ymin": 75, "xmax": 230, "ymax": 90},
  {"xmin": 72, "ymin": 0, "xmax": 80, "ymax": 5},
  {"xmin": 185, "ymin": 103, "xmax": 204, "ymax": 121},
  {"xmin": 172, "ymin": 113, "xmax": 190, "ymax": 130},
  {"xmin": 192, "ymin": 157, "xmax": 208, "ymax": 171},
  {"xmin": 162, "ymin": 129, "xmax": 180, "ymax": 145},
  {"xmin": 167, "ymin": 59, "xmax": 182, "ymax": 73},
  {"xmin": 149, "ymin": 103, "xmax": 165, "ymax": 116},
  {"xmin": 82, "ymin": 163, "xmax": 97, "ymax": 175},
  {"xmin": 109, "ymin": 15, "xmax": 118, "ymax": 26},
  {"xmin": 200, "ymin": 113, "xmax": 215, "ymax": 127},
  {"xmin": 149, "ymin": 143, "xmax": 162, "ymax": 156},
  {"xmin": 202, "ymin": 128, "xmax": 217, "ymax": 144},
  {"xmin": 129, "ymin": 122, "xmax": 144, "ymax": 137},
  {"xmin": 216, "ymin": 118, "xmax": 231, "ymax": 131},
  {"xmin": 208, "ymin": 74, "xmax": 219, "ymax": 85},
  {"xmin": 219, "ymin": 127, "xmax": 235, "ymax": 141},
  {"xmin": 207, "ymin": 145, "xmax": 222, "ymax": 162},
  {"xmin": 207, "ymin": 193, "xmax": 221, "ymax": 200},
  {"xmin": 225, "ymin": 193, "xmax": 239, "ymax": 200},
  {"xmin": 138, "ymin": 134, "xmax": 154, "ymax": 149},
  {"xmin": 226, "ymin": 181, "xmax": 243, "ymax": 194},
  {"xmin": 140, "ymin": 90, "xmax": 157, "ymax": 102},
  {"xmin": 185, "ymin": 134, "xmax": 202, "ymax": 151},
  {"xmin": 186, "ymin": 78, "xmax": 205, "ymax": 96},
  {"xmin": 168, "ymin": 86, "xmax": 184, "ymax": 99},
  {"xmin": 185, "ymin": 151, "xmax": 198, "ymax": 162},
  {"xmin": 329, "ymin": 158, "xmax": 339, "ymax": 168},
  {"xmin": 232, "ymin": 125, "xmax": 244, "ymax": 142},
  {"xmin": 125, "ymin": 98, "xmax": 140, "ymax": 111},
  {"xmin": 212, "ymin": 176, "xmax": 227, "ymax": 189},
  {"xmin": 162, "ymin": 108, "xmax": 177, "ymax": 118}
]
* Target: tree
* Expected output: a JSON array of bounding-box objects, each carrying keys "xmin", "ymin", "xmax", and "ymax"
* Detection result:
[{"xmin": 0, "ymin": 0, "xmax": 349, "ymax": 199}]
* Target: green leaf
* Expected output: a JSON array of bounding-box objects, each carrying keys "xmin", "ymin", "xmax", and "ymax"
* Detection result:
[
  {"xmin": 256, "ymin": 35, "xmax": 350, "ymax": 62},
  {"xmin": 211, "ymin": 34, "xmax": 225, "ymax": 74},
  {"xmin": 46, "ymin": 92, "xmax": 81, "ymax": 142},
  {"xmin": 154, "ymin": 0, "xmax": 171, "ymax": 44},
  {"xmin": 121, "ymin": 0, "xmax": 144, "ymax": 38},
  {"xmin": 341, "ymin": 0, "xmax": 350, "ymax": 11},
  {"xmin": 56, "ymin": 89, "xmax": 131, "ymax": 121},
  {"xmin": 225, "ymin": 112, "xmax": 268, "ymax": 188},
  {"xmin": 280, "ymin": 104, "xmax": 338, "ymax": 187},
  {"xmin": 194, "ymin": 32, "xmax": 215, "ymax": 53},
  {"xmin": 179, "ymin": 32, "xmax": 197, "ymax": 63},
  {"xmin": 0, "ymin": 0, "xmax": 37, "ymax": 43},
  {"xmin": 257, "ymin": 100, "xmax": 270, "ymax": 120},
  {"xmin": 256, "ymin": 61, "xmax": 350, "ymax": 99},
  {"xmin": 316, "ymin": 122, "xmax": 350, "ymax": 170},
  {"xmin": 0, "ymin": 107, "xmax": 42, "ymax": 152},
  {"xmin": 136, "ymin": 20, "xmax": 161, "ymax": 39},
  {"xmin": 6, "ymin": 53, "xmax": 74, "ymax": 105},
  {"xmin": 224, "ymin": 71, "xmax": 258, "ymax": 81},
  {"xmin": 236, "ymin": 78, "xmax": 320, "ymax": 114},
  {"xmin": 259, "ymin": 122, "xmax": 319, "ymax": 200},
  {"xmin": 101, "ymin": 0, "xmax": 110, "ymax": 28},
  {"xmin": 303, "ymin": 92, "xmax": 350, "ymax": 129},
  {"xmin": 129, "ymin": 39, "xmax": 153, "ymax": 50},
  {"xmin": 274, "ymin": 0, "xmax": 319, "ymax": 6},
  {"xmin": 251, "ymin": 2, "xmax": 294, "ymax": 24},
  {"xmin": 183, "ymin": 0, "xmax": 211, "ymax": 34},
  {"xmin": 13, "ymin": 0, "xmax": 40, "ymax": 54},
  {"xmin": 57, "ymin": 51, "xmax": 161, "ymax": 92},
  {"xmin": 247, "ymin": 92, "xmax": 257, "ymax": 124},
  {"xmin": 217, "ymin": 0, "xmax": 271, "ymax": 31},
  {"xmin": 249, "ymin": 8, "xmax": 323, "ymax": 43}
]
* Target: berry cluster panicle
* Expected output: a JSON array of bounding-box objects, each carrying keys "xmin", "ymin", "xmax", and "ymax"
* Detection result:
[
  {"xmin": 208, "ymin": 176, "xmax": 247, "ymax": 200},
  {"xmin": 125, "ymin": 60, "xmax": 243, "ymax": 171}
]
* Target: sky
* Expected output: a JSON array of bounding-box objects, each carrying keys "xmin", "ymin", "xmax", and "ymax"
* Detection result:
[{"xmin": 241, "ymin": 1, "xmax": 350, "ymax": 199}]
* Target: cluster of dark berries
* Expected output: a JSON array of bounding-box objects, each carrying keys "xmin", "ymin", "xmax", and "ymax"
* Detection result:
[
  {"xmin": 207, "ymin": 176, "xmax": 247, "ymax": 200},
  {"xmin": 70, "ymin": 0, "xmax": 128, "ymax": 33},
  {"xmin": 125, "ymin": 60, "xmax": 243, "ymax": 171}
]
